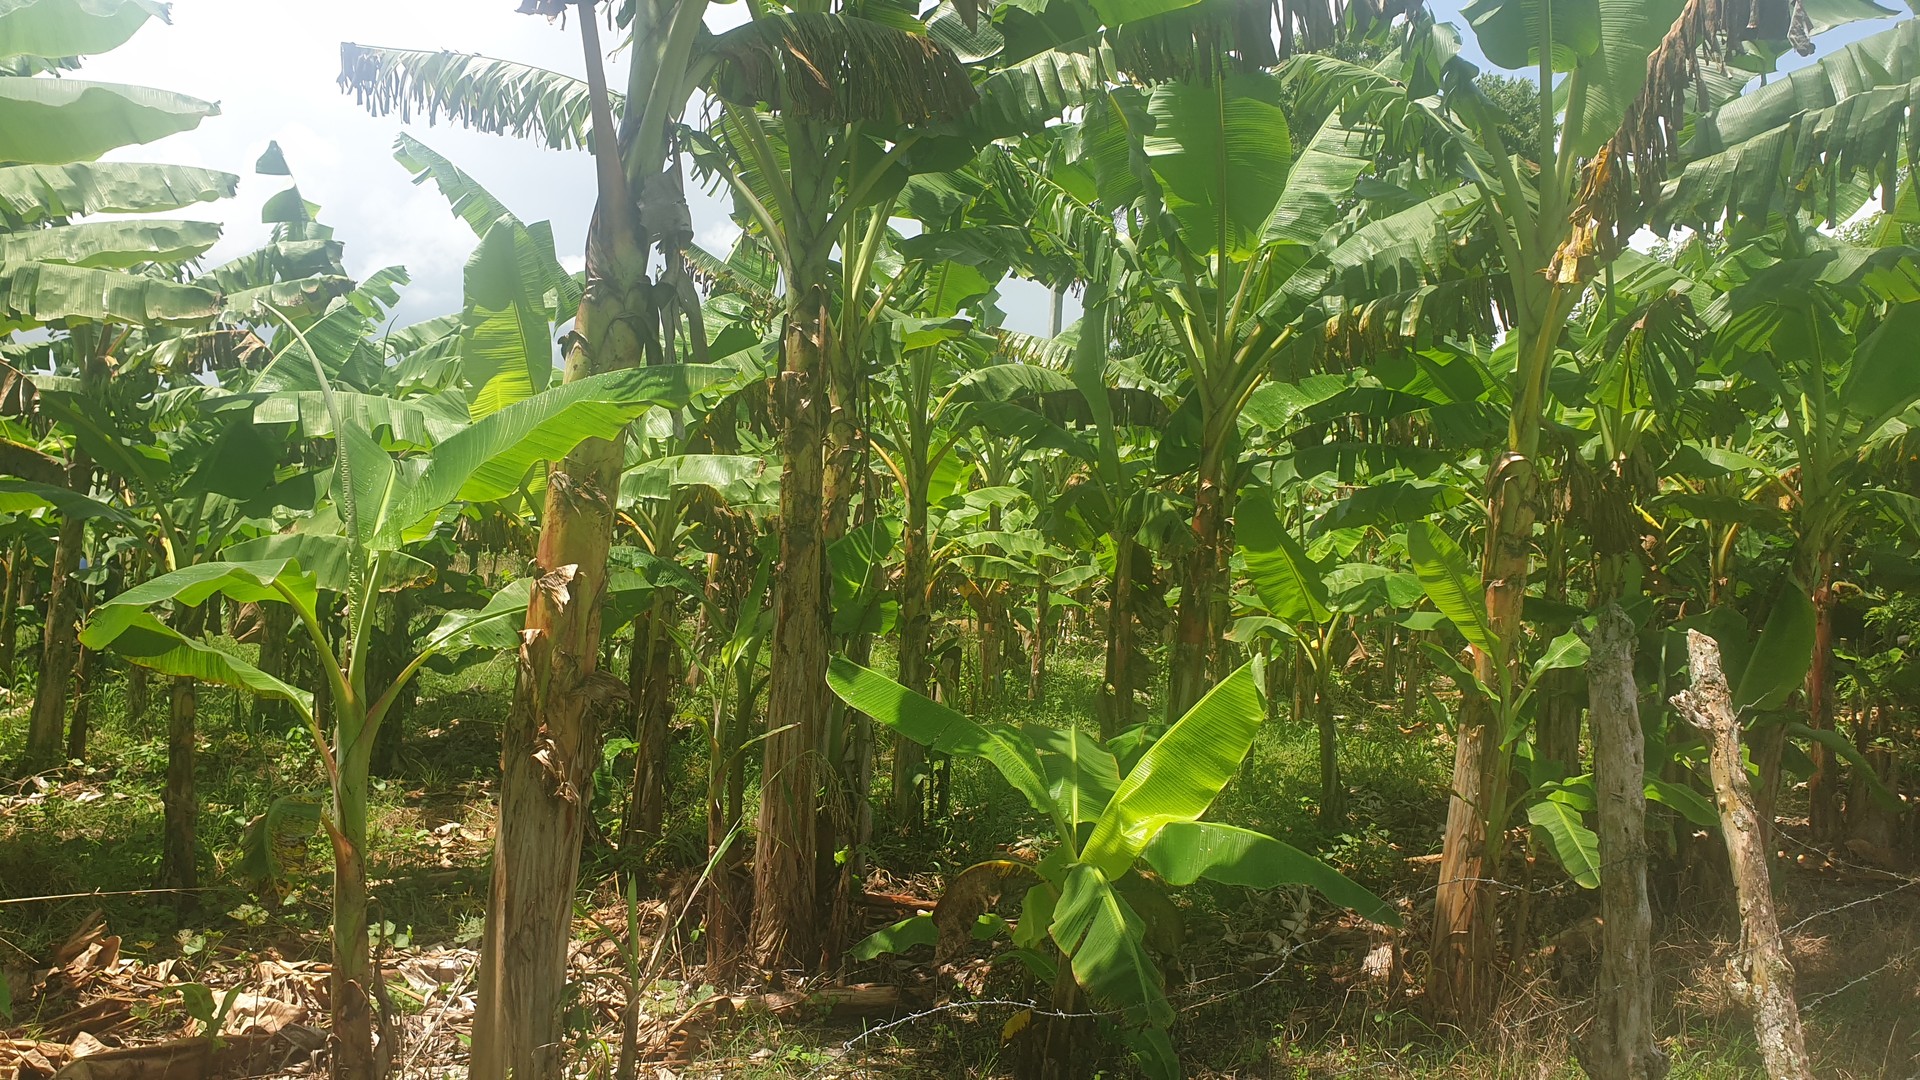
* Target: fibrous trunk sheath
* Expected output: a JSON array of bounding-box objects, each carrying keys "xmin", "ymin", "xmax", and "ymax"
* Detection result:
[
  {"xmin": 1165, "ymin": 452, "xmax": 1230, "ymax": 721},
  {"xmin": 1804, "ymin": 568, "xmax": 1840, "ymax": 840},
  {"xmin": 26, "ymin": 516, "xmax": 83, "ymax": 763},
  {"xmin": 1429, "ymin": 450, "xmax": 1535, "ymax": 1023},
  {"xmin": 625, "ymin": 603, "xmax": 675, "ymax": 846},
  {"xmin": 471, "ymin": 198, "xmax": 649, "ymax": 1080},
  {"xmin": 891, "ymin": 487, "xmax": 930, "ymax": 822},
  {"xmin": 1098, "ymin": 535, "xmax": 1138, "ymax": 740},
  {"xmin": 330, "ymin": 752, "xmax": 378, "ymax": 1080},
  {"xmin": 753, "ymin": 281, "xmax": 832, "ymax": 973},
  {"xmin": 164, "ymin": 674, "xmax": 196, "ymax": 895}
]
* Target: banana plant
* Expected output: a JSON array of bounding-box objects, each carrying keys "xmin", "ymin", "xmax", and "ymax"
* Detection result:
[
  {"xmin": 1229, "ymin": 487, "xmax": 1407, "ymax": 827},
  {"xmin": 830, "ymin": 656, "xmax": 1395, "ymax": 1080},
  {"xmin": 1403, "ymin": 521, "xmax": 1595, "ymax": 886},
  {"xmin": 1705, "ymin": 236, "xmax": 1920, "ymax": 838},
  {"xmin": 0, "ymin": 0, "xmax": 235, "ymax": 335},
  {"xmin": 340, "ymin": 4, "xmax": 726, "ymax": 1063},
  {"xmin": 80, "ymin": 302, "xmax": 727, "ymax": 1080},
  {"xmin": 614, "ymin": 446, "xmax": 772, "ymax": 845},
  {"xmin": 0, "ymin": 0, "xmax": 244, "ymax": 767}
]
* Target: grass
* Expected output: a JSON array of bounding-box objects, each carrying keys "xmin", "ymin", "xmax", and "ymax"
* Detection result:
[{"xmin": 3, "ymin": 636, "xmax": 1916, "ymax": 1078}]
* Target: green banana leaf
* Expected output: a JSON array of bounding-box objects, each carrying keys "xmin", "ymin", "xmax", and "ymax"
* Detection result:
[
  {"xmin": 1406, "ymin": 521, "xmax": 1498, "ymax": 660},
  {"xmin": 620, "ymin": 454, "xmax": 770, "ymax": 505},
  {"xmin": 1141, "ymin": 821, "xmax": 1398, "ymax": 925},
  {"xmin": 1048, "ymin": 864, "xmax": 1172, "ymax": 1029},
  {"xmin": 0, "ymin": 161, "xmax": 236, "ymax": 223},
  {"xmin": 1142, "ymin": 72, "xmax": 1290, "ymax": 258},
  {"xmin": 1081, "ymin": 660, "xmax": 1265, "ymax": 878},
  {"xmin": 1023, "ymin": 723, "xmax": 1122, "ymax": 826},
  {"xmin": 0, "ymin": 479, "xmax": 140, "ymax": 527},
  {"xmin": 826, "ymin": 656, "xmax": 1062, "ymax": 836},
  {"xmin": 0, "ymin": 77, "xmax": 217, "ymax": 164},
  {"xmin": 1731, "ymin": 585, "xmax": 1814, "ymax": 715},
  {"xmin": 80, "ymin": 606, "xmax": 313, "ymax": 719},
  {"xmin": 851, "ymin": 913, "xmax": 937, "ymax": 960},
  {"xmin": 1237, "ymin": 490, "xmax": 1331, "ymax": 624},
  {"xmin": 0, "ymin": 261, "xmax": 219, "ymax": 327},
  {"xmin": 460, "ymin": 216, "xmax": 575, "ymax": 419},
  {"xmin": 0, "ymin": 0, "xmax": 167, "ymax": 63},
  {"xmin": 0, "ymin": 219, "xmax": 221, "ymax": 269},
  {"xmin": 1527, "ymin": 798, "xmax": 1601, "ymax": 889},
  {"xmin": 95, "ymin": 557, "xmax": 320, "ymax": 622},
  {"xmin": 407, "ymin": 362, "xmax": 735, "ymax": 518}
]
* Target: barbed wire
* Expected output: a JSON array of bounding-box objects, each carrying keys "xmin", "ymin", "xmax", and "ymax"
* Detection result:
[
  {"xmin": 1802, "ymin": 944, "xmax": 1920, "ymax": 1013},
  {"xmin": 813, "ymin": 837, "xmax": 1920, "ymax": 1074},
  {"xmin": 843, "ymin": 936, "xmax": 1321, "ymax": 1053}
]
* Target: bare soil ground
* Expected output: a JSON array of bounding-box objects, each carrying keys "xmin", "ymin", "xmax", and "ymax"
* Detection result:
[{"xmin": 5, "ymin": 813, "xmax": 1915, "ymax": 1080}]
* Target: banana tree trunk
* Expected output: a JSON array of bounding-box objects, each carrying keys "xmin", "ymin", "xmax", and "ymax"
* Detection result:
[
  {"xmin": 1843, "ymin": 704, "xmax": 1898, "ymax": 851},
  {"xmin": 1671, "ymin": 631, "xmax": 1814, "ymax": 1080},
  {"xmin": 1098, "ymin": 535, "xmax": 1138, "ymax": 739},
  {"xmin": 625, "ymin": 601, "xmax": 674, "ymax": 846},
  {"xmin": 471, "ymin": 3, "xmax": 656, "ymax": 1070},
  {"xmin": 974, "ymin": 586, "xmax": 1003, "ymax": 709},
  {"xmin": 161, "ymin": 603, "xmax": 204, "ymax": 898},
  {"xmin": 1021, "ymin": 950, "xmax": 1093, "ymax": 1080},
  {"xmin": 706, "ymin": 660, "xmax": 756, "ymax": 983},
  {"xmin": 0, "ymin": 541, "xmax": 20, "ymax": 687},
  {"xmin": 1537, "ymin": 501, "xmax": 1581, "ymax": 776},
  {"xmin": 330, "ymin": 740, "xmax": 379, "ymax": 1080},
  {"xmin": 164, "ymin": 674, "xmax": 196, "ymax": 894},
  {"xmin": 1166, "ymin": 444, "xmax": 1231, "ymax": 720},
  {"xmin": 1805, "ymin": 565, "xmax": 1840, "ymax": 840},
  {"xmin": 255, "ymin": 601, "xmax": 293, "ymax": 728},
  {"xmin": 473, "ymin": 310, "xmax": 641, "ymax": 1080},
  {"xmin": 821, "ymin": 467, "xmax": 874, "ymax": 957},
  {"xmin": 754, "ymin": 277, "xmax": 831, "ymax": 973},
  {"xmin": 26, "ymin": 515, "xmax": 83, "ymax": 763},
  {"xmin": 1584, "ymin": 604, "xmax": 1665, "ymax": 1080},
  {"xmin": 1028, "ymin": 568, "xmax": 1049, "ymax": 702},
  {"xmin": 66, "ymin": 644, "xmax": 94, "ymax": 762},
  {"xmin": 891, "ymin": 485, "xmax": 931, "ymax": 822},
  {"xmin": 127, "ymin": 665, "xmax": 148, "ymax": 727},
  {"xmin": 472, "ymin": 156, "xmax": 649, "ymax": 1080},
  {"xmin": 1429, "ymin": 450, "xmax": 1536, "ymax": 1022},
  {"xmin": 822, "ymin": 629, "xmax": 874, "ymax": 961},
  {"xmin": 1314, "ymin": 660, "xmax": 1343, "ymax": 826}
]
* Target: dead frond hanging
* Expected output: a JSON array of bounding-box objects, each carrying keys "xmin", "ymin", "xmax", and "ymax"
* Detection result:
[
  {"xmin": 1552, "ymin": 0, "xmax": 1821, "ymax": 277},
  {"xmin": 336, "ymin": 44, "xmax": 611, "ymax": 152},
  {"xmin": 706, "ymin": 14, "xmax": 978, "ymax": 128}
]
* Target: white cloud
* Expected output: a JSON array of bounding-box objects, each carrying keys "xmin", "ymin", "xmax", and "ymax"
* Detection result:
[{"xmin": 72, "ymin": 0, "xmax": 1057, "ymax": 333}]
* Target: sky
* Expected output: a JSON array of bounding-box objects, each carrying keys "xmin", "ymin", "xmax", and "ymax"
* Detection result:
[
  {"xmin": 74, "ymin": 0, "xmax": 1073, "ymax": 333},
  {"xmin": 70, "ymin": 0, "xmax": 1914, "ymax": 339}
]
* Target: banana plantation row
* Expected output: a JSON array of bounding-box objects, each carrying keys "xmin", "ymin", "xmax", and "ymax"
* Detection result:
[{"xmin": 3, "ymin": 0, "xmax": 1918, "ymax": 1077}]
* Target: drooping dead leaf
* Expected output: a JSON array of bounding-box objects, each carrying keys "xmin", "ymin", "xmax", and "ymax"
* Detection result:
[
  {"xmin": 534, "ymin": 563, "xmax": 579, "ymax": 610},
  {"xmin": 1113, "ymin": 872, "xmax": 1185, "ymax": 956},
  {"xmin": 931, "ymin": 861, "xmax": 1036, "ymax": 962},
  {"xmin": 48, "ymin": 914, "xmax": 107, "ymax": 970},
  {"xmin": 6, "ymin": 1041, "xmax": 68, "ymax": 1080},
  {"xmin": 45, "ymin": 1038, "xmax": 210, "ymax": 1080},
  {"xmin": 61, "ymin": 937, "xmax": 119, "ymax": 982},
  {"xmin": 220, "ymin": 993, "xmax": 305, "ymax": 1036}
]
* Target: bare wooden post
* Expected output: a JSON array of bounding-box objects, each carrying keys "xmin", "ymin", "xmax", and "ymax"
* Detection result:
[
  {"xmin": 1669, "ymin": 630, "xmax": 1812, "ymax": 1080},
  {"xmin": 1580, "ymin": 604, "xmax": 1666, "ymax": 1080}
]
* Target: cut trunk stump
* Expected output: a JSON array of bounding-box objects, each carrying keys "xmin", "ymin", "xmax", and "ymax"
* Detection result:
[{"xmin": 1669, "ymin": 630, "xmax": 1812, "ymax": 1080}]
